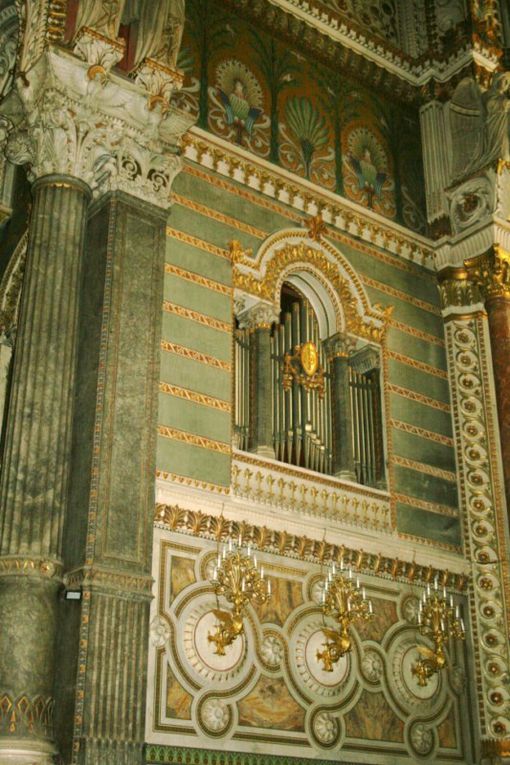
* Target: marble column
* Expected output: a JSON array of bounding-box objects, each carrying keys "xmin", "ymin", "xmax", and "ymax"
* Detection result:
[
  {"xmin": 0, "ymin": 175, "xmax": 91, "ymax": 765},
  {"xmin": 326, "ymin": 334, "xmax": 356, "ymax": 481},
  {"xmin": 53, "ymin": 189, "xmax": 173, "ymax": 765},
  {"xmin": 239, "ymin": 302, "xmax": 277, "ymax": 460},
  {"xmin": 465, "ymin": 247, "xmax": 510, "ymax": 513}
]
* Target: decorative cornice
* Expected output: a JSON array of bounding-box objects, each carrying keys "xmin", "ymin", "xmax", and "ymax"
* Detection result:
[
  {"xmin": 183, "ymin": 130, "xmax": 435, "ymax": 270},
  {"xmin": 465, "ymin": 246, "xmax": 510, "ymax": 302},
  {"xmin": 63, "ymin": 566, "xmax": 153, "ymax": 596},
  {"xmin": 154, "ymin": 502, "xmax": 467, "ymax": 592}
]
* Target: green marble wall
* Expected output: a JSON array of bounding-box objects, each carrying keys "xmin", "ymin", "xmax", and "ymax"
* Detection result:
[
  {"xmin": 158, "ymin": 196, "xmax": 233, "ymax": 487},
  {"xmin": 159, "ymin": 165, "xmax": 459, "ymax": 546}
]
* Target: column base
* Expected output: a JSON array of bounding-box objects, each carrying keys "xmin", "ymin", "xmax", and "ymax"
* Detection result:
[
  {"xmin": 335, "ymin": 470, "xmax": 357, "ymax": 482},
  {"xmin": 0, "ymin": 738, "xmax": 56, "ymax": 765},
  {"xmin": 253, "ymin": 445, "xmax": 276, "ymax": 460}
]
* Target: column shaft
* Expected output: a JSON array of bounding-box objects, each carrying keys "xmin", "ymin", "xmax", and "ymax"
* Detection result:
[
  {"xmin": 55, "ymin": 191, "xmax": 166, "ymax": 765},
  {"xmin": 0, "ymin": 175, "xmax": 90, "ymax": 764},
  {"xmin": 330, "ymin": 355, "xmax": 356, "ymax": 480},
  {"xmin": 485, "ymin": 296, "xmax": 510, "ymax": 510},
  {"xmin": 249, "ymin": 326, "xmax": 275, "ymax": 459}
]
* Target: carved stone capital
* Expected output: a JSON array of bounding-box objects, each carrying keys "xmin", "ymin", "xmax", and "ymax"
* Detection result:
[
  {"xmin": 2, "ymin": 48, "xmax": 193, "ymax": 208},
  {"xmin": 437, "ymin": 267, "xmax": 482, "ymax": 310},
  {"xmin": 465, "ymin": 247, "xmax": 510, "ymax": 302},
  {"xmin": 237, "ymin": 301, "xmax": 278, "ymax": 331},
  {"xmin": 73, "ymin": 27, "xmax": 125, "ymax": 81},
  {"xmin": 349, "ymin": 345, "xmax": 381, "ymax": 373},
  {"xmin": 133, "ymin": 58, "xmax": 184, "ymax": 112},
  {"xmin": 324, "ymin": 333, "xmax": 356, "ymax": 359}
]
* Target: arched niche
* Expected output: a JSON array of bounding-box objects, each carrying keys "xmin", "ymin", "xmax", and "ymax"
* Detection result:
[{"xmin": 232, "ymin": 229, "xmax": 390, "ymax": 344}]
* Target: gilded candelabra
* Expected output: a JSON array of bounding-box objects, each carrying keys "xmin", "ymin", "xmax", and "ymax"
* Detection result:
[
  {"xmin": 208, "ymin": 539, "xmax": 271, "ymax": 655},
  {"xmin": 317, "ymin": 564, "xmax": 373, "ymax": 671},
  {"xmin": 412, "ymin": 581, "xmax": 465, "ymax": 687}
]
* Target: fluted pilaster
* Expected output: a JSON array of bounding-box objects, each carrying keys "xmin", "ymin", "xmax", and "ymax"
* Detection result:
[{"xmin": 0, "ymin": 174, "xmax": 91, "ymax": 765}]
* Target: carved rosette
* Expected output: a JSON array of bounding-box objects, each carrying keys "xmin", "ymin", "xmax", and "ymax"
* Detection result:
[{"xmin": 445, "ymin": 316, "xmax": 510, "ymax": 737}]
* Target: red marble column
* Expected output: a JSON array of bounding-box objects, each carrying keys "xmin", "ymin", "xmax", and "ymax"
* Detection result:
[
  {"xmin": 485, "ymin": 296, "xmax": 510, "ymax": 509},
  {"xmin": 465, "ymin": 247, "xmax": 510, "ymax": 514}
]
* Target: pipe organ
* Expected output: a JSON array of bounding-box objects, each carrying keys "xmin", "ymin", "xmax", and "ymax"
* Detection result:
[
  {"xmin": 234, "ymin": 288, "xmax": 385, "ymax": 488},
  {"xmin": 271, "ymin": 297, "xmax": 332, "ymax": 474}
]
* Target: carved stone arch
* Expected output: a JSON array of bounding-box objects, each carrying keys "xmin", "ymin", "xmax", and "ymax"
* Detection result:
[{"xmin": 232, "ymin": 229, "xmax": 391, "ymax": 343}]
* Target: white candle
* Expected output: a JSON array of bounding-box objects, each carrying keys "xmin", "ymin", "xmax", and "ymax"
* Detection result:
[
  {"xmin": 267, "ymin": 579, "xmax": 271, "ymax": 596},
  {"xmin": 369, "ymin": 601, "xmax": 373, "ymax": 614}
]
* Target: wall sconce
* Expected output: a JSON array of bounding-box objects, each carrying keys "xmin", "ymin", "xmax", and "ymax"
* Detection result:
[
  {"xmin": 317, "ymin": 562, "xmax": 373, "ymax": 671},
  {"xmin": 412, "ymin": 578, "xmax": 465, "ymax": 687},
  {"xmin": 208, "ymin": 538, "xmax": 271, "ymax": 656}
]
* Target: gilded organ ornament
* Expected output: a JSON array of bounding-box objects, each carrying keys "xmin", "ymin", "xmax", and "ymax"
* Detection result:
[{"xmin": 283, "ymin": 341, "xmax": 325, "ymax": 397}]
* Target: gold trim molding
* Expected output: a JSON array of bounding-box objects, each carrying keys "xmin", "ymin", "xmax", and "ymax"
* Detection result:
[
  {"xmin": 158, "ymin": 426, "xmax": 231, "ymax": 455},
  {"xmin": 163, "ymin": 301, "xmax": 231, "ymax": 334},
  {"xmin": 160, "ymin": 340, "xmax": 231, "ymax": 372},
  {"xmin": 159, "ymin": 382, "xmax": 231, "ymax": 413},
  {"xmin": 154, "ymin": 503, "xmax": 467, "ymax": 592}
]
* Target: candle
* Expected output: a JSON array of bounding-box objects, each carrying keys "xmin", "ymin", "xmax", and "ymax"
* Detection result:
[
  {"xmin": 369, "ymin": 600, "xmax": 373, "ymax": 614},
  {"xmin": 267, "ymin": 579, "xmax": 271, "ymax": 596},
  {"xmin": 260, "ymin": 566, "xmax": 264, "ymax": 579}
]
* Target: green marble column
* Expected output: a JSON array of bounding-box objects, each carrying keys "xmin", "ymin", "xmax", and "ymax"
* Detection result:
[
  {"xmin": 54, "ymin": 191, "xmax": 167, "ymax": 765},
  {"xmin": 241, "ymin": 303, "xmax": 277, "ymax": 460},
  {"xmin": 0, "ymin": 175, "xmax": 91, "ymax": 765},
  {"xmin": 328, "ymin": 337, "xmax": 356, "ymax": 481}
]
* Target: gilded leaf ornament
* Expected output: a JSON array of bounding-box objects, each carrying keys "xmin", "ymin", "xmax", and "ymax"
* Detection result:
[{"xmin": 232, "ymin": 237, "xmax": 389, "ymax": 342}]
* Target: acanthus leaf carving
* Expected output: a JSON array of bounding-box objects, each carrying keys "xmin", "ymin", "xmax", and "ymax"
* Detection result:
[{"xmin": 2, "ymin": 47, "xmax": 192, "ymax": 208}]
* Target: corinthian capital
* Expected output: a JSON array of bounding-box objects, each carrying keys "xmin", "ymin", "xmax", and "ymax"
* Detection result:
[
  {"xmin": 465, "ymin": 246, "xmax": 510, "ymax": 302},
  {"xmin": 2, "ymin": 46, "xmax": 193, "ymax": 209},
  {"xmin": 237, "ymin": 301, "xmax": 278, "ymax": 331}
]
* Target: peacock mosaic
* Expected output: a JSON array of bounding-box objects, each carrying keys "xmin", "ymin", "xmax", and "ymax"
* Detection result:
[
  {"xmin": 173, "ymin": 0, "xmax": 427, "ymax": 233},
  {"xmin": 146, "ymin": 529, "xmax": 473, "ymax": 764}
]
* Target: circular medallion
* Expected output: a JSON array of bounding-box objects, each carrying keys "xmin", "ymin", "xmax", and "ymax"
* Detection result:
[
  {"xmin": 301, "ymin": 341, "xmax": 319, "ymax": 376},
  {"xmin": 194, "ymin": 611, "xmax": 244, "ymax": 672},
  {"xmin": 390, "ymin": 637, "xmax": 441, "ymax": 711},
  {"xmin": 180, "ymin": 598, "xmax": 249, "ymax": 686},
  {"xmin": 306, "ymin": 629, "xmax": 349, "ymax": 687}
]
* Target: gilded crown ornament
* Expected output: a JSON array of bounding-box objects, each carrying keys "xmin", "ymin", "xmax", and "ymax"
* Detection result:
[
  {"xmin": 317, "ymin": 561, "xmax": 373, "ymax": 672},
  {"xmin": 412, "ymin": 577, "xmax": 465, "ymax": 687},
  {"xmin": 209, "ymin": 537, "xmax": 271, "ymax": 656}
]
